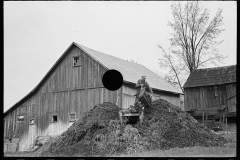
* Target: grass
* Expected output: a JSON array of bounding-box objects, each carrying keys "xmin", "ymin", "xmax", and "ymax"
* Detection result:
[
  {"xmin": 116, "ymin": 144, "xmax": 236, "ymax": 157},
  {"xmin": 116, "ymin": 132, "xmax": 236, "ymax": 157}
]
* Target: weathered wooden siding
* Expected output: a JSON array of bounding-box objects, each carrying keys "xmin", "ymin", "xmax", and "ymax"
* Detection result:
[
  {"xmin": 39, "ymin": 46, "xmax": 105, "ymax": 93},
  {"xmin": 226, "ymin": 84, "xmax": 236, "ymax": 112},
  {"xmin": 122, "ymin": 83, "xmax": 180, "ymax": 109},
  {"xmin": 184, "ymin": 83, "xmax": 236, "ymax": 113},
  {"xmin": 4, "ymin": 45, "xmax": 120, "ymax": 151},
  {"xmin": 4, "ymin": 94, "xmax": 39, "ymax": 150},
  {"xmin": 153, "ymin": 89, "xmax": 180, "ymax": 107},
  {"xmin": 122, "ymin": 84, "xmax": 136, "ymax": 109}
]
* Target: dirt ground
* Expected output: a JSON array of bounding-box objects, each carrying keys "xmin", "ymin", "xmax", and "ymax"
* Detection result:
[{"xmin": 4, "ymin": 131, "xmax": 236, "ymax": 157}]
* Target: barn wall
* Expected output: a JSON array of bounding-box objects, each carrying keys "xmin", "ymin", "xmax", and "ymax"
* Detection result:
[
  {"xmin": 4, "ymin": 94, "xmax": 39, "ymax": 150},
  {"xmin": 39, "ymin": 45, "xmax": 105, "ymax": 93},
  {"xmin": 122, "ymin": 83, "xmax": 180, "ymax": 109},
  {"xmin": 184, "ymin": 83, "xmax": 236, "ymax": 112},
  {"xmin": 4, "ymin": 45, "xmax": 119, "ymax": 151},
  {"xmin": 152, "ymin": 89, "xmax": 180, "ymax": 107}
]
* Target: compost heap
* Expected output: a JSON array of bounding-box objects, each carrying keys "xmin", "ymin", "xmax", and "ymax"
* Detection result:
[{"xmin": 40, "ymin": 99, "xmax": 229, "ymax": 157}]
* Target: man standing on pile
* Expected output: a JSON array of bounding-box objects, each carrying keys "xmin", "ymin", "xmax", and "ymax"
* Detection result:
[{"xmin": 135, "ymin": 75, "xmax": 153, "ymax": 102}]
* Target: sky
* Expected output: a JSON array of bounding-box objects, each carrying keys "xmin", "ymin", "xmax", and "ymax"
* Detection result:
[{"xmin": 4, "ymin": 1, "xmax": 236, "ymax": 112}]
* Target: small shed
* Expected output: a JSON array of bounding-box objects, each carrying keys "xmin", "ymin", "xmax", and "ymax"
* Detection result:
[
  {"xmin": 183, "ymin": 65, "xmax": 236, "ymax": 127},
  {"xmin": 4, "ymin": 42, "xmax": 182, "ymax": 151}
]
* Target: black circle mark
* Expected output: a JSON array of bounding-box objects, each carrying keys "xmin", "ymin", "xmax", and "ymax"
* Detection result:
[{"xmin": 102, "ymin": 69, "xmax": 123, "ymax": 91}]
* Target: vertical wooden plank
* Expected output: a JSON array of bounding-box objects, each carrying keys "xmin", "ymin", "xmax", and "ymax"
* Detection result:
[
  {"xmin": 91, "ymin": 59, "xmax": 94, "ymax": 88},
  {"xmin": 92, "ymin": 60, "xmax": 95, "ymax": 88},
  {"xmin": 86, "ymin": 55, "xmax": 88, "ymax": 89},
  {"xmin": 66, "ymin": 55, "xmax": 69, "ymax": 90},
  {"xmin": 120, "ymin": 86, "xmax": 123, "ymax": 108},
  {"xmin": 78, "ymin": 64, "xmax": 82, "ymax": 89},
  {"xmin": 94, "ymin": 60, "xmax": 97, "ymax": 88},
  {"xmin": 75, "ymin": 90, "xmax": 79, "ymax": 115},
  {"xmin": 89, "ymin": 57, "xmax": 92, "ymax": 88},
  {"xmin": 77, "ymin": 49, "xmax": 82, "ymax": 89},
  {"xmin": 184, "ymin": 90, "xmax": 187, "ymax": 111},
  {"xmin": 82, "ymin": 51, "xmax": 85, "ymax": 89},
  {"xmin": 92, "ymin": 59, "xmax": 95, "ymax": 88},
  {"xmin": 51, "ymin": 72, "xmax": 54, "ymax": 92},
  {"xmin": 65, "ymin": 58, "xmax": 68, "ymax": 90},
  {"xmin": 88, "ymin": 57, "xmax": 91, "ymax": 88},
  {"xmin": 77, "ymin": 90, "xmax": 80, "ymax": 119},
  {"xmin": 62, "ymin": 92, "xmax": 65, "ymax": 123},
  {"xmin": 67, "ymin": 52, "xmax": 70, "ymax": 89},
  {"xmin": 70, "ymin": 54, "xmax": 73, "ymax": 90},
  {"xmin": 79, "ymin": 90, "xmax": 83, "ymax": 118},
  {"xmin": 97, "ymin": 63, "xmax": 100, "ymax": 87},
  {"xmin": 61, "ymin": 92, "xmax": 65, "ymax": 125},
  {"xmin": 202, "ymin": 110, "xmax": 204, "ymax": 125},
  {"xmin": 44, "ymin": 94, "xmax": 47, "ymax": 131},
  {"xmin": 99, "ymin": 88, "xmax": 101, "ymax": 104},
  {"xmin": 87, "ymin": 89, "xmax": 90, "ymax": 109},
  {"xmin": 76, "ymin": 51, "xmax": 79, "ymax": 89},
  {"xmin": 62, "ymin": 61, "xmax": 65, "ymax": 91},
  {"xmin": 199, "ymin": 88, "xmax": 202, "ymax": 110}
]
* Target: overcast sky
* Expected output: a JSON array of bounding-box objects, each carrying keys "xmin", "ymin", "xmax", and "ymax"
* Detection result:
[{"xmin": 4, "ymin": 1, "xmax": 236, "ymax": 112}]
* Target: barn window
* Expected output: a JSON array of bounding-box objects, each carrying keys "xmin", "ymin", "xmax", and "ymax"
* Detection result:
[
  {"xmin": 17, "ymin": 115, "xmax": 24, "ymax": 121},
  {"xmin": 29, "ymin": 119, "xmax": 35, "ymax": 125},
  {"xmin": 73, "ymin": 56, "xmax": 82, "ymax": 67},
  {"xmin": 52, "ymin": 115, "xmax": 58, "ymax": 123},
  {"xmin": 214, "ymin": 86, "xmax": 218, "ymax": 97},
  {"xmin": 69, "ymin": 112, "xmax": 76, "ymax": 122}
]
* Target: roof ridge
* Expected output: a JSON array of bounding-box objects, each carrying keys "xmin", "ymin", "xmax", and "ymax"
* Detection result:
[
  {"xmin": 75, "ymin": 42, "xmax": 141, "ymax": 66},
  {"xmin": 194, "ymin": 64, "xmax": 236, "ymax": 71}
]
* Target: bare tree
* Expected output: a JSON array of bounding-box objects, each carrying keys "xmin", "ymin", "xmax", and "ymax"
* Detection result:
[{"xmin": 159, "ymin": 1, "xmax": 226, "ymax": 92}]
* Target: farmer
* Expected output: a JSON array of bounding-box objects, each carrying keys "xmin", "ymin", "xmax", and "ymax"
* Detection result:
[{"xmin": 135, "ymin": 75, "xmax": 153, "ymax": 103}]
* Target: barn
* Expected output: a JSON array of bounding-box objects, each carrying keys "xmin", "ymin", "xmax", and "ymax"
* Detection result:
[
  {"xmin": 183, "ymin": 65, "xmax": 236, "ymax": 128},
  {"xmin": 4, "ymin": 42, "xmax": 182, "ymax": 152}
]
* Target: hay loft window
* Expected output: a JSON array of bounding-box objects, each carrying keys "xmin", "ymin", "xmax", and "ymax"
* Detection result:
[
  {"xmin": 69, "ymin": 112, "xmax": 76, "ymax": 122},
  {"xmin": 214, "ymin": 86, "xmax": 218, "ymax": 97},
  {"xmin": 52, "ymin": 115, "xmax": 58, "ymax": 123},
  {"xmin": 73, "ymin": 56, "xmax": 82, "ymax": 67},
  {"xmin": 17, "ymin": 115, "xmax": 24, "ymax": 121},
  {"xmin": 29, "ymin": 119, "xmax": 35, "ymax": 125}
]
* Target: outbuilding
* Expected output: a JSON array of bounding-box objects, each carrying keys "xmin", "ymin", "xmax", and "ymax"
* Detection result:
[{"xmin": 183, "ymin": 65, "xmax": 236, "ymax": 127}]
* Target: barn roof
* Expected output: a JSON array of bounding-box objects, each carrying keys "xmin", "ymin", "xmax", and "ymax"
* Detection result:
[
  {"xmin": 4, "ymin": 42, "xmax": 181, "ymax": 116},
  {"xmin": 183, "ymin": 65, "xmax": 236, "ymax": 88},
  {"xmin": 75, "ymin": 43, "xmax": 182, "ymax": 94}
]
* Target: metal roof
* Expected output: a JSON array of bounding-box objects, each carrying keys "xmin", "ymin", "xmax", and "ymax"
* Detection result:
[
  {"xmin": 183, "ymin": 65, "xmax": 236, "ymax": 88},
  {"xmin": 75, "ymin": 43, "xmax": 182, "ymax": 94}
]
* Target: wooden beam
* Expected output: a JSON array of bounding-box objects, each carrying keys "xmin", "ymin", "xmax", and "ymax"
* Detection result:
[
  {"xmin": 226, "ymin": 95, "xmax": 236, "ymax": 100},
  {"xmin": 122, "ymin": 113, "xmax": 140, "ymax": 117}
]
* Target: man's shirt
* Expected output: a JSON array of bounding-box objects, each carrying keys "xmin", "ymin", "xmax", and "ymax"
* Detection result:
[{"xmin": 135, "ymin": 79, "xmax": 153, "ymax": 94}]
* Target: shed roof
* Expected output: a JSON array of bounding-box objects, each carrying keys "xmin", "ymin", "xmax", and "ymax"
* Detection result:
[
  {"xmin": 183, "ymin": 65, "xmax": 236, "ymax": 88},
  {"xmin": 75, "ymin": 43, "xmax": 182, "ymax": 94}
]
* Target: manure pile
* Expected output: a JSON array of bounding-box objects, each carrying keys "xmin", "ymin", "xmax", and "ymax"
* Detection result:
[{"xmin": 40, "ymin": 99, "xmax": 229, "ymax": 157}]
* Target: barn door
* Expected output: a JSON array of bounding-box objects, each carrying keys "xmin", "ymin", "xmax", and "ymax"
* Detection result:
[{"xmin": 16, "ymin": 120, "xmax": 23, "ymax": 139}]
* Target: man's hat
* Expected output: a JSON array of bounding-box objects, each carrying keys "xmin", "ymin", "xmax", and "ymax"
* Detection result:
[{"xmin": 142, "ymin": 75, "xmax": 146, "ymax": 78}]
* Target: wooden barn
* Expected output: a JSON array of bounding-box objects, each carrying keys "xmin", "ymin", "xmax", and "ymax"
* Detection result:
[
  {"xmin": 4, "ymin": 42, "xmax": 182, "ymax": 152},
  {"xmin": 183, "ymin": 65, "xmax": 236, "ymax": 127}
]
